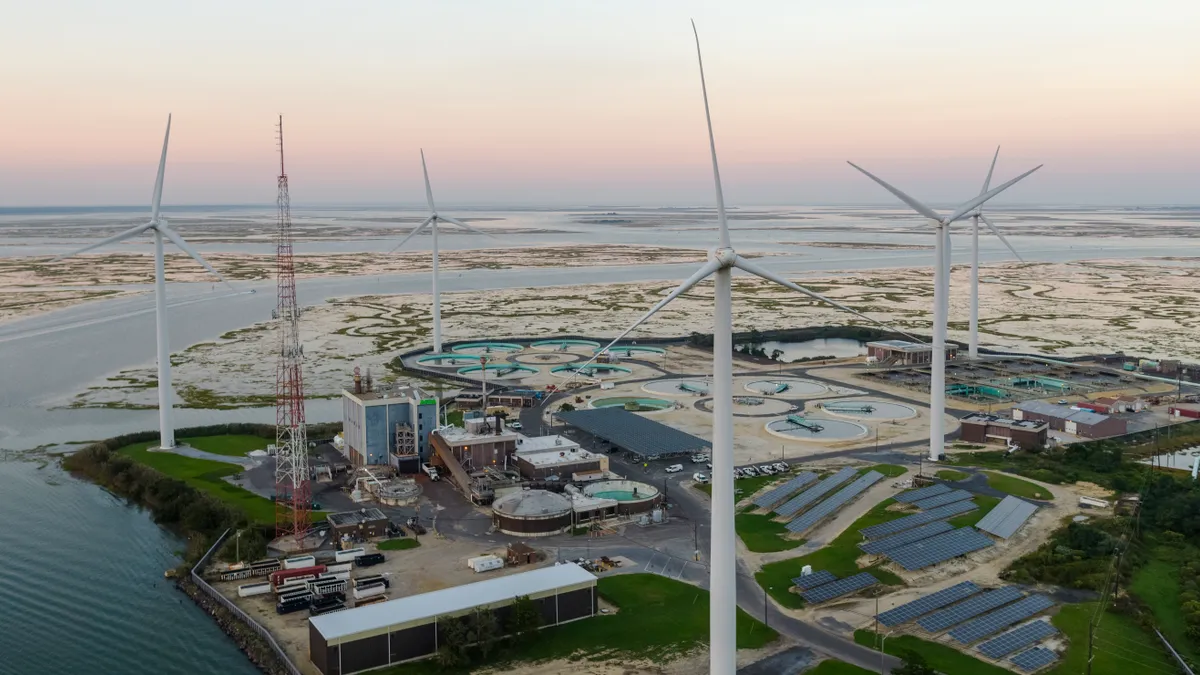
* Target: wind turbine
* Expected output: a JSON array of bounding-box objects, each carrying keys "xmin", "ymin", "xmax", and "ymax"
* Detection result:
[
  {"xmin": 390, "ymin": 150, "xmax": 495, "ymax": 354},
  {"xmin": 52, "ymin": 115, "xmax": 230, "ymax": 450},
  {"xmin": 847, "ymin": 160, "xmax": 1041, "ymax": 461},
  {"xmin": 573, "ymin": 24, "xmax": 918, "ymax": 674}
]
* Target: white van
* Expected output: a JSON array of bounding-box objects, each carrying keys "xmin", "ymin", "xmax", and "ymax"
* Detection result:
[
  {"xmin": 693, "ymin": 472, "xmax": 709, "ymax": 484},
  {"xmin": 665, "ymin": 464, "xmax": 684, "ymax": 473}
]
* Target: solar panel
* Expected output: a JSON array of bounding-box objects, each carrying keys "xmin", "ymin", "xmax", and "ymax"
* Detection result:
[
  {"xmin": 877, "ymin": 582, "xmax": 982, "ymax": 627},
  {"xmin": 977, "ymin": 620, "xmax": 1058, "ymax": 658},
  {"xmin": 754, "ymin": 472, "xmax": 818, "ymax": 509},
  {"xmin": 1011, "ymin": 646, "xmax": 1057, "ymax": 672},
  {"xmin": 912, "ymin": 489, "xmax": 975, "ymax": 510},
  {"xmin": 786, "ymin": 471, "xmax": 885, "ymax": 534},
  {"xmin": 949, "ymin": 595, "xmax": 1055, "ymax": 644},
  {"xmin": 976, "ymin": 495, "xmax": 1039, "ymax": 539},
  {"xmin": 800, "ymin": 572, "xmax": 877, "ymax": 604},
  {"xmin": 859, "ymin": 501, "xmax": 978, "ymax": 539},
  {"xmin": 894, "ymin": 483, "xmax": 951, "ymax": 503},
  {"xmin": 860, "ymin": 521, "xmax": 954, "ymax": 555},
  {"xmin": 918, "ymin": 586, "xmax": 1024, "ymax": 632},
  {"xmin": 775, "ymin": 467, "xmax": 858, "ymax": 517},
  {"xmin": 791, "ymin": 570, "xmax": 837, "ymax": 590},
  {"xmin": 885, "ymin": 527, "xmax": 995, "ymax": 571}
]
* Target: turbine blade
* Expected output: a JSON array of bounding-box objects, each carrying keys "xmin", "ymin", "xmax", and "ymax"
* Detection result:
[
  {"xmin": 151, "ymin": 114, "xmax": 172, "ymax": 223},
  {"xmin": 980, "ymin": 146, "xmax": 999, "ymax": 196},
  {"xmin": 846, "ymin": 162, "xmax": 943, "ymax": 223},
  {"xmin": 439, "ymin": 215, "xmax": 496, "ymax": 239},
  {"xmin": 50, "ymin": 222, "xmax": 155, "ymax": 262},
  {"xmin": 946, "ymin": 164, "xmax": 1043, "ymax": 223},
  {"xmin": 979, "ymin": 214, "xmax": 1025, "ymax": 262},
  {"xmin": 389, "ymin": 216, "xmax": 434, "ymax": 253},
  {"xmin": 158, "ymin": 225, "xmax": 229, "ymax": 283},
  {"xmin": 420, "ymin": 149, "xmax": 436, "ymax": 214},
  {"xmin": 733, "ymin": 255, "xmax": 928, "ymax": 344},
  {"xmin": 691, "ymin": 20, "xmax": 730, "ymax": 248}
]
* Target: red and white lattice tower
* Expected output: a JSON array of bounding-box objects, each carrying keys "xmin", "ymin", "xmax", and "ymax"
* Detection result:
[{"xmin": 273, "ymin": 115, "xmax": 310, "ymax": 541}]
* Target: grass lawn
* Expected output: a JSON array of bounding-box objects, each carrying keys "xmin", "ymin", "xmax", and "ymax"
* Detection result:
[
  {"xmin": 736, "ymin": 512, "xmax": 803, "ymax": 553},
  {"xmin": 181, "ymin": 434, "xmax": 269, "ymax": 457},
  {"xmin": 808, "ymin": 660, "xmax": 876, "ymax": 675},
  {"xmin": 1130, "ymin": 556, "xmax": 1200, "ymax": 665},
  {"xmin": 982, "ymin": 471, "xmax": 1054, "ymax": 500},
  {"xmin": 854, "ymin": 629, "xmax": 1011, "ymax": 675},
  {"xmin": 1046, "ymin": 603, "xmax": 1176, "ymax": 675},
  {"xmin": 377, "ymin": 538, "xmax": 420, "ymax": 551},
  {"xmin": 756, "ymin": 498, "xmax": 906, "ymax": 609},
  {"xmin": 935, "ymin": 469, "xmax": 969, "ymax": 481},
  {"xmin": 379, "ymin": 574, "xmax": 777, "ymax": 674},
  {"xmin": 947, "ymin": 494, "xmax": 1001, "ymax": 528},
  {"xmin": 868, "ymin": 464, "xmax": 908, "ymax": 478}
]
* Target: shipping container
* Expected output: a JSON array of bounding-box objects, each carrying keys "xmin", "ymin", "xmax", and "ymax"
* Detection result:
[
  {"xmin": 334, "ymin": 548, "xmax": 366, "ymax": 563},
  {"xmin": 352, "ymin": 582, "xmax": 388, "ymax": 600},
  {"xmin": 326, "ymin": 563, "xmax": 353, "ymax": 574},
  {"xmin": 237, "ymin": 582, "xmax": 272, "ymax": 598},
  {"xmin": 276, "ymin": 599, "xmax": 310, "ymax": 615},
  {"xmin": 309, "ymin": 600, "xmax": 346, "ymax": 616},
  {"xmin": 218, "ymin": 568, "xmax": 254, "ymax": 582},
  {"xmin": 283, "ymin": 555, "xmax": 316, "ymax": 570},
  {"xmin": 355, "ymin": 594, "xmax": 389, "ymax": 607},
  {"xmin": 353, "ymin": 553, "xmax": 385, "ymax": 568},
  {"xmin": 310, "ymin": 580, "xmax": 347, "ymax": 596},
  {"xmin": 249, "ymin": 559, "xmax": 282, "ymax": 576},
  {"xmin": 467, "ymin": 555, "xmax": 504, "ymax": 573},
  {"xmin": 269, "ymin": 565, "xmax": 327, "ymax": 588},
  {"xmin": 353, "ymin": 574, "xmax": 390, "ymax": 589},
  {"xmin": 275, "ymin": 575, "xmax": 317, "ymax": 593},
  {"xmin": 279, "ymin": 589, "xmax": 314, "ymax": 604}
]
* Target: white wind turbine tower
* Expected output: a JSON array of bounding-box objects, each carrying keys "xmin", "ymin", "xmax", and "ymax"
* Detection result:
[
  {"xmin": 847, "ymin": 160, "xmax": 1041, "ymax": 461},
  {"xmin": 391, "ymin": 150, "xmax": 495, "ymax": 354},
  {"xmin": 52, "ymin": 115, "xmax": 231, "ymax": 450},
  {"xmin": 573, "ymin": 23, "xmax": 918, "ymax": 674}
]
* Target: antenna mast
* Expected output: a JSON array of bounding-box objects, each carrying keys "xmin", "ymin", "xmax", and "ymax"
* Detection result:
[{"xmin": 274, "ymin": 115, "xmax": 311, "ymax": 544}]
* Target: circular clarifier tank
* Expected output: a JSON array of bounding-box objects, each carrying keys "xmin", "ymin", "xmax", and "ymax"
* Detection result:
[
  {"xmin": 765, "ymin": 416, "xmax": 868, "ymax": 441},
  {"xmin": 642, "ymin": 378, "xmax": 711, "ymax": 396},
  {"xmin": 450, "ymin": 342, "xmax": 523, "ymax": 355},
  {"xmin": 512, "ymin": 351, "xmax": 578, "ymax": 365},
  {"xmin": 456, "ymin": 363, "xmax": 539, "ymax": 379},
  {"xmin": 744, "ymin": 378, "xmax": 828, "ymax": 396},
  {"xmin": 817, "ymin": 399, "xmax": 917, "ymax": 421},
  {"xmin": 699, "ymin": 396, "xmax": 793, "ymax": 415},
  {"xmin": 531, "ymin": 339, "xmax": 601, "ymax": 351},
  {"xmin": 595, "ymin": 345, "xmax": 666, "ymax": 357},
  {"xmin": 590, "ymin": 397, "xmax": 673, "ymax": 412},
  {"xmin": 417, "ymin": 354, "xmax": 483, "ymax": 367},
  {"xmin": 550, "ymin": 364, "xmax": 632, "ymax": 379}
]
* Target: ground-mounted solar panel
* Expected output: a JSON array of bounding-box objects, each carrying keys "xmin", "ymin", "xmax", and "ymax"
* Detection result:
[
  {"xmin": 886, "ymin": 527, "xmax": 995, "ymax": 571},
  {"xmin": 877, "ymin": 581, "xmax": 982, "ymax": 627},
  {"xmin": 800, "ymin": 572, "xmax": 877, "ymax": 604},
  {"xmin": 894, "ymin": 483, "xmax": 951, "ymax": 503},
  {"xmin": 949, "ymin": 595, "xmax": 1055, "ymax": 644},
  {"xmin": 1011, "ymin": 646, "xmax": 1057, "ymax": 672},
  {"xmin": 860, "ymin": 521, "xmax": 954, "ymax": 555},
  {"xmin": 859, "ymin": 500, "xmax": 978, "ymax": 539},
  {"xmin": 754, "ymin": 472, "xmax": 818, "ymax": 509},
  {"xmin": 977, "ymin": 620, "xmax": 1058, "ymax": 658},
  {"xmin": 918, "ymin": 586, "xmax": 1024, "ymax": 633},
  {"xmin": 791, "ymin": 570, "xmax": 837, "ymax": 590},
  {"xmin": 912, "ymin": 489, "xmax": 975, "ymax": 511},
  {"xmin": 775, "ymin": 467, "xmax": 858, "ymax": 517},
  {"xmin": 786, "ymin": 471, "xmax": 885, "ymax": 534},
  {"xmin": 975, "ymin": 495, "xmax": 1039, "ymax": 539}
]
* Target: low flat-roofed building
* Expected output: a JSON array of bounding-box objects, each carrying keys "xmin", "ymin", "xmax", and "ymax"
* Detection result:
[
  {"xmin": 514, "ymin": 434, "xmax": 608, "ymax": 479},
  {"xmin": 308, "ymin": 563, "xmax": 598, "ymax": 674},
  {"xmin": 430, "ymin": 420, "xmax": 519, "ymax": 473},
  {"xmin": 866, "ymin": 340, "xmax": 958, "ymax": 366},
  {"xmin": 1169, "ymin": 403, "xmax": 1200, "ymax": 420},
  {"xmin": 327, "ymin": 508, "xmax": 389, "ymax": 539},
  {"xmin": 1012, "ymin": 401, "xmax": 1127, "ymax": 439},
  {"xmin": 959, "ymin": 413, "xmax": 1048, "ymax": 449}
]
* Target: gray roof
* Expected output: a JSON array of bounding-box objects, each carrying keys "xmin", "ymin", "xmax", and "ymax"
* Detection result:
[
  {"xmin": 975, "ymin": 495, "xmax": 1038, "ymax": 538},
  {"xmin": 1014, "ymin": 401, "xmax": 1111, "ymax": 426},
  {"xmin": 309, "ymin": 563, "xmax": 596, "ymax": 642},
  {"xmin": 557, "ymin": 408, "xmax": 710, "ymax": 458}
]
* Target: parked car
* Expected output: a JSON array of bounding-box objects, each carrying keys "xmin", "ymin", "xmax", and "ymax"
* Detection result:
[
  {"xmin": 773, "ymin": 462, "xmax": 788, "ymax": 472},
  {"xmin": 707, "ymin": 462, "xmax": 713, "ymax": 470},
  {"xmin": 742, "ymin": 466, "xmax": 758, "ymax": 477},
  {"xmin": 509, "ymin": 421, "xmax": 522, "ymax": 430},
  {"xmin": 692, "ymin": 472, "xmax": 709, "ymax": 484},
  {"xmin": 758, "ymin": 465, "xmax": 774, "ymax": 475},
  {"xmin": 691, "ymin": 454, "xmax": 710, "ymax": 463},
  {"xmin": 665, "ymin": 464, "xmax": 684, "ymax": 473},
  {"xmin": 733, "ymin": 468, "xmax": 745, "ymax": 479}
]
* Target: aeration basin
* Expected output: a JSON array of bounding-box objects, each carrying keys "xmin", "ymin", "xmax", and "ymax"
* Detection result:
[
  {"xmin": 456, "ymin": 363, "xmax": 539, "ymax": 378},
  {"xmin": 595, "ymin": 345, "xmax": 666, "ymax": 356},
  {"xmin": 590, "ymin": 397, "xmax": 672, "ymax": 412},
  {"xmin": 765, "ymin": 416, "xmax": 868, "ymax": 441},
  {"xmin": 551, "ymin": 364, "xmax": 632, "ymax": 379},
  {"xmin": 417, "ymin": 355, "xmax": 481, "ymax": 367},
  {"xmin": 531, "ymin": 339, "xmax": 601, "ymax": 350},
  {"xmin": 818, "ymin": 399, "xmax": 916, "ymax": 420},
  {"xmin": 744, "ymin": 378, "xmax": 828, "ymax": 396},
  {"xmin": 451, "ymin": 342, "xmax": 523, "ymax": 355}
]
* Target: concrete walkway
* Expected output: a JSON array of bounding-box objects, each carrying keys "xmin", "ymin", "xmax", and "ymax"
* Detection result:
[{"xmin": 156, "ymin": 444, "xmax": 260, "ymax": 468}]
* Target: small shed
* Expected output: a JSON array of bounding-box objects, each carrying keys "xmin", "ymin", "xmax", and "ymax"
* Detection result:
[
  {"xmin": 507, "ymin": 542, "xmax": 539, "ymax": 566},
  {"xmin": 327, "ymin": 508, "xmax": 389, "ymax": 539}
]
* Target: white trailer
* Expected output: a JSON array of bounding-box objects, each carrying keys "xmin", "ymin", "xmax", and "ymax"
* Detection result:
[
  {"xmin": 326, "ymin": 563, "xmax": 353, "ymax": 574},
  {"xmin": 352, "ymin": 583, "xmax": 388, "ymax": 600},
  {"xmin": 334, "ymin": 548, "xmax": 365, "ymax": 564},
  {"xmin": 283, "ymin": 555, "xmax": 316, "ymax": 570},
  {"xmin": 467, "ymin": 554, "xmax": 504, "ymax": 573},
  {"xmin": 237, "ymin": 582, "xmax": 272, "ymax": 598}
]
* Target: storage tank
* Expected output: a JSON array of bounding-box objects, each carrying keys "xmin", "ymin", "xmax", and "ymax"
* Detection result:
[{"xmin": 491, "ymin": 490, "xmax": 573, "ymax": 537}]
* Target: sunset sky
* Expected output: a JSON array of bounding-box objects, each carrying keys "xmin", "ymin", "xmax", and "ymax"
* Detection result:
[{"xmin": 1, "ymin": 0, "xmax": 1197, "ymax": 207}]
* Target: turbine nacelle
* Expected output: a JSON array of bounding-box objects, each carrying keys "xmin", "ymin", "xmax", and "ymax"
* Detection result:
[{"xmin": 709, "ymin": 246, "xmax": 737, "ymax": 268}]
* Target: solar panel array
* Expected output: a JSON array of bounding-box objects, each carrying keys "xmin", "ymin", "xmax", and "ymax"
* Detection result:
[
  {"xmin": 860, "ymin": 520, "xmax": 955, "ymax": 555},
  {"xmin": 918, "ymin": 586, "xmax": 1024, "ymax": 632},
  {"xmin": 754, "ymin": 472, "xmax": 818, "ymax": 509},
  {"xmin": 977, "ymin": 620, "xmax": 1057, "ymax": 658},
  {"xmin": 1011, "ymin": 646, "xmax": 1057, "ymax": 672},
  {"xmin": 877, "ymin": 581, "xmax": 982, "ymax": 627},
  {"xmin": 894, "ymin": 483, "xmax": 951, "ymax": 503},
  {"xmin": 859, "ymin": 500, "xmax": 978, "ymax": 539},
  {"xmin": 976, "ymin": 495, "xmax": 1039, "ymax": 539},
  {"xmin": 786, "ymin": 471, "xmax": 885, "ymax": 534},
  {"xmin": 791, "ymin": 569, "xmax": 837, "ymax": 590},
  {"xmin": 949, "ymin": 595, "xmax": 1055, "ymax": 644},
  {"xmin": 800, "ymin": 572, "xmax": 877, "ymax": 604},
  {"xmin": 886, "ymin": 527, "xmax": 995, "ymax": 570},
  {"xmin": 912, "ymin": 489, "xmax": 975, "ymax": 511},
  {"xmin": 776, "ymin": 467, "xmax": 858, "ymax": 517}
]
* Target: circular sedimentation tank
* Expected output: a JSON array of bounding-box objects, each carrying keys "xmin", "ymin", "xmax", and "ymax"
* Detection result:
[
  {"xmin": 817, "ymin": 399, "xmax": 917, "ymax": 421},
  {"xmin": 531, "ymin": 339, "xmax": 601, "ymax": 350},
  {"xmin": 744, "ymin": 378, "xmax": 828, "ymax": 396},
  {"xmin": 512, "ymin": 351, "xmax": 578, "ymax": 365},
  {"xmin": 582, "ymin": 480, "xmax": 661, "ymax": 515},
  {"xmin": 417, "ymin": 354, "xmax": 482, "ymax": 367},
  {"xmin": 491, "ymin": 490, "xmax": 573, "ymax": 537},
  {"xmin": 699, "ymin": 396, "xmax": 793, "ymax": 415},
  {"xmin": 595, "ymin": 345, "xmax": 666, "ymax": 357},
  {"xmin": 642, "ymin": 378, "xmax": 711, "ymax": 397},
  {"xmin": 450, "ymin": 342, "xmax": 523, "ymax": 355},
  {"xmin": 765, "ymin": 416, "xmax": 868, "ymax": 441},
  {"xmin": 589, "ymin": 397, "xmax": 672, "ymax": 412},
  {"xmin": 456, "ymin": 363, "xmax": 539, "ymax": 379},
  {"xmin": 551, "ymin": 364, "xmax": 632, "ymax": 379}
]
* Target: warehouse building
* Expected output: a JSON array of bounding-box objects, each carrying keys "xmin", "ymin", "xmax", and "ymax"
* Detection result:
[
  {"xmin": 865, "ymin": 339, "xmax": 958, "ymax": 366},
  {"xmin": 341, "ymin": 382, "xmax": 439, "ymax": 470},
  {"xmin": 1169, "ymin": 403, "xmax": 1200, "ymax": 420},
  {"xmin": 1011, "ymin": 401, "xmax": 1127, "ymax": 439},
  {"xmin": 514, "ymin": 434, "xmax": 608, "ymax": 480},
  {"xmin": 556, "ymin": 408, "xmax": 710, "ymax": 461},
  {"xmin": 308, "ymin": 563, "xmax": 597, "ymax": 674},
  {"xmin": 959, "ymin": 413, "xmax": 1048, "ymax": 449}
]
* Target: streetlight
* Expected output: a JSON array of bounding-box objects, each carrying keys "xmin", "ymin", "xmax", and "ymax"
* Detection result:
[{"xmin": 880, "ymin": 629, "xmax": 897, "ymax": 674}]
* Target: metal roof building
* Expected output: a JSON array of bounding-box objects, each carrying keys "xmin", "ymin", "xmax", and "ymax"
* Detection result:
[
  {"xmin": 1011, "ymin": 401, "xmax": 1127, "ymax": 439},
  {"xmin": 975, "ymin": 495, "xmax": 1039, "ymax": 539},
  {"xmin": 556, "ymin": 408, "xmax": 710, "ymax": 460},
  {"xmin": 309, "ymin": 563, "xmax": 597, "ymax": 674}
]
